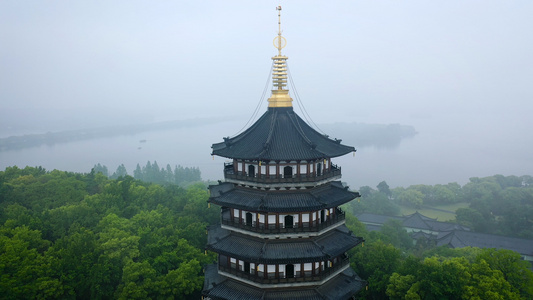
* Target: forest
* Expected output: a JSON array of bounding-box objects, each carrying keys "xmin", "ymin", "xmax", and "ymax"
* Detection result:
[{"xmin": 1, "ymin": 166, "xmax": 532, "ymax": 299}]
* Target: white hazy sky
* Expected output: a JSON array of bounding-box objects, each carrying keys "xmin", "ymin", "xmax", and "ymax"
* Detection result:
[{"xmin": 1, "ymin": 1, "xmax": 532, "ymax": 137}]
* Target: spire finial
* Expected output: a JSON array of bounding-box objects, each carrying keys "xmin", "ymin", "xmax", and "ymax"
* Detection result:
[
  {"xmin": 268, "ymin": 5, "xmax": 292, "ymax": 108},
  {"xmin": 275, "ymin": 6, "xmax": 286, "ymax": 56}
]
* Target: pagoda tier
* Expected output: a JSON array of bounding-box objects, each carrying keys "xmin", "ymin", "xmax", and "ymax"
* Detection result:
[
  {"xmin": 206, "ymin": 225, "xmax": 362, "ymax": 265},
  {"xmin": 209, "ymin": 181, "xmax": 359, "ymax": 213},
  {"xmin": 211, "ymin": 107, "xmax": 355, "ymax": 161},
  {"xmin": 203, "ymin": 265, "xmax": 365, "ymax": 300}
]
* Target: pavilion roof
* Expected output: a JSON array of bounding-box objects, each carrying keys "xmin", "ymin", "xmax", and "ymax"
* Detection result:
[
  {"xmin": 206, "ymin": 224, "xmax": 363, "ymax": 264},
  {"xmin": 209, "ymin": 181, "xmax": 358, "ymax": 213},
  {"xmin": 211, "ymin": 107, "xmax": 355, "ymax": 161},
  {"xmin": 202, "ymin": 264, "xmax": 365, "ymax": 300}
]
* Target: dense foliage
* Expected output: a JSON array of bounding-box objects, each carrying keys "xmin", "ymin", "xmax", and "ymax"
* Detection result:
[
  {"xmin": 0, "ymin": 166, "xmax": 217, "ymax": 299},
  {"xmin": 2, "ymin": 167, "xmax": 532, "ymax": 299},
  {"xmin": 348, "ymin": 175, "xmax": 533, "ymax": 239}
]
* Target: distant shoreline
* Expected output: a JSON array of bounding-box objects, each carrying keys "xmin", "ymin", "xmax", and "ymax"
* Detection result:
[{"xmin": 0, "ymin": 120, "xmax": 417, "ymax": 152}]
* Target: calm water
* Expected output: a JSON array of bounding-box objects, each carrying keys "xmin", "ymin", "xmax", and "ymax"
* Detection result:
[{"xmin": 1, "ymin": 117, "xmax": 531, "ymax": 189}]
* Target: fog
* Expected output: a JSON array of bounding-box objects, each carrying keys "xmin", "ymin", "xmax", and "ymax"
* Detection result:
[{"xmin": 1, "ymin": 1, "xmax": 532, "ymax": 188}]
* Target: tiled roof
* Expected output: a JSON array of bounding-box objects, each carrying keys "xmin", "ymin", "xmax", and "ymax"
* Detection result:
[
  {"xmin": 209, "ymin": 181, "xmax": 358, "ymax": 213},
  {"xmin": 211, "ymin": 107, "xmax": 355, "ymax": 161},
  {"xmin": 202, "ymin": 265, "xmax": 365, "ymax": 300},
  {"xmin": 206, "ymin": 225, "xmax": 363, "ymax": 264},
  {"xmin": 356, "ymin": 212, "xmax": 469, "ymax": 232},
  {"xmin": 437, "ymin": 230, "xmax": 533, "ymax": 256},
  {"xmin": 355, "ymin": 213, "xmax": 403, "ymax": 225}
]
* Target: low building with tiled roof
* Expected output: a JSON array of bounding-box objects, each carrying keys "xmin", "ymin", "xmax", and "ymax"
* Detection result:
[{"xmin": 356, "ymin": 211, "xmax": 533, "ymax": 263}]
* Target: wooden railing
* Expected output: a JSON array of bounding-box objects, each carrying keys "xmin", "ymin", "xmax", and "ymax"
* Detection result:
[
  {"xmin": 223, "ymin": 163, "xmax": 341, "ymax": 184},
  {"xmin": 221, "ymin": 208, "xmax": 345, "ymax": 234},
  {"xmin": 218, "ymin": 257, "xmax": 350, "ymax": 285}
]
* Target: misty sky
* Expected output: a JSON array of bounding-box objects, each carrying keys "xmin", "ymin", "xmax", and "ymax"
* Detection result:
[{"xmin": 1, "ymin": 1, "xmax": 533, "ymax": 186}]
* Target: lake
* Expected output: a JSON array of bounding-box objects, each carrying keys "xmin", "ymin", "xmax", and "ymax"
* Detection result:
[{"xmin": 1, "ymin": 116, "xmax": 531, "ymax": 189}]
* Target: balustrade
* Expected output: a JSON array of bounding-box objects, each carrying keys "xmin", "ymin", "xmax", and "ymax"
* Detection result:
[
  {"xmin": 218, "ymin": 258, "xmax": 350, "ymax": 285},
  {"xmin": 221, "ymin": 208, "xmax": 345, "ymax": 234}
]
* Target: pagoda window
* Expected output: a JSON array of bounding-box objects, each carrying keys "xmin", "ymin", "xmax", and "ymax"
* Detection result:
[
  {"xmin": 284, "ymin": 215, "xmax": 294, "ymax": 228},
  {"xmin": 302, "ymin": 213, "xmax": 310, "ymax": 227},
  {"xmin": 246, "ymin": 212, "xmax": 253, "ymax": 226},
  {"xmin": 251, "ymin": 263, "xmax": 256, "ymax": 274},
  {"xmin": 233, "ymin": 209, "xmax": 240, "ymax": 222},
  {"xmin": 257, "ymin": 264, "xmax": 264, "ymax": 277},
  {"xmin": 244, "ymin": 261, "xmax": 250, "ymax": 273},
  {"xmin": 295, "ymin": 264, "xmax": 301, "ymax": 278},
  {"xmin": 321, "ymin": 209, "xmax": 326, "ymax": 223},
  {"xmin": 248, "ymin": 164, "xmax": 255, "ymax": 177},
  {"xmin": 267, "ymin": 265, "xmax": 276, "ymax": 279},
  {"xmin": 268, "ymin": 215, "xmax": 276, "ymax": 229},
  {"xmin": 219, "ymin": 255, "xmax": 228, "ymax": 267},
  {"xmin": 303, "ymin": 263, "xmax": 312, "ymax": 277},
  {"xmin": 283, "ymin": 166, "xmax": 293, "ymax": 178},
  {"xmin": 268, "ymin": 165, "xmax": 276, "ymax": 178},
  {"xmin": 285, "ymin": 264, "xmax": 294, "ymax": 278},
  {"xmin": 317, "ymin": 162, "xmax": 322, "ymax": 176},
  {"xmin": 230, "ymin": 258, "xmax": 237, "ymax": 269},
  {"xmin": 300, "ymin": 164, "xmax": 307, "ymax": 176}
]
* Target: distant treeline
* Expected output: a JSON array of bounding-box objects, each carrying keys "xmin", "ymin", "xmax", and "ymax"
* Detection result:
[
  {"xmin": 347, "ymin": 174, "xmax": 533, "ymax": 239},
  {"xmin": 0, "ymin": 118, "xmax": 225, "ymax": 151},
  {"xmin": 93, "ymin": 161, "xmax": 201, "ymax": 186}
]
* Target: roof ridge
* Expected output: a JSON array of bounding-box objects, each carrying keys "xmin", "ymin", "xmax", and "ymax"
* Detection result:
[
  {"xmin": 258, "ymin": 110, "xmax": 278, "ymax": 158},
  {"xmin": 289, "ymin": 111, "xmax": 327, "ymax": 157}
]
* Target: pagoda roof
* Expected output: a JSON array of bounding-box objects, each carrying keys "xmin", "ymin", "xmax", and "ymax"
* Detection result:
[
  {"xmin": 206, "ymin": 224, "xmax": 363, "ymax": 264},
  {"xmin": 211, "ymin": 107, "xmax": 355, "ymax": 161},
  {"xmin": 436, "ymin": 230, "xmax": 533, "ymax": 256},
  {"xmin": 209, "ymin": 181, "xmax": 359, "ymax": 213},
  {"xmin": 202, "ymin": 264, "xmax": 365, "ymax": 300}
]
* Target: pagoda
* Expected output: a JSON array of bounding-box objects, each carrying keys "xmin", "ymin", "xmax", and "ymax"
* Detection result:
[{"xmin": 202, "ymin": 7, "xmax": 365, "ymax": 299}]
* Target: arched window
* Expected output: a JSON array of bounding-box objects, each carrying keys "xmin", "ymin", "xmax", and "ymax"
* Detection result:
[
  {"xmin": 283, "ymin": 166, "xmax": 293, "ymax": 178},
  {"xmin": 284, "ymin": 215, "xmax": 294, "ymax": 228}
]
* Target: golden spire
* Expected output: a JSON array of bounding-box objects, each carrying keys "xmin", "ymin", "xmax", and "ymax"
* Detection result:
[{"xmin": 268, "ymin": 5, "xmax": 293, "ymax": 108}]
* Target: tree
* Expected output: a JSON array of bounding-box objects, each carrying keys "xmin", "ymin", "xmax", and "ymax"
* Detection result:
[
  {"xmin": 110, "ymin": 164, "xmax": 128, "ymax": 179},
  {"xmin": 397, "ymin": 189, "xmax": 424, "ymax": 208},
  {"xmin": 377, "ymin": 181, "xmax": 392, "ymax": 198},
  {"xmin": 93, "ymin": 163, "xmax": 109, "ymax": 177},
  {"xmin": 351, "ymin": 241, "xmax": 401, "ymax": 299},
  {"xmin": 476, "ymin": 248, "xmax": 533, "ymax": 298}
]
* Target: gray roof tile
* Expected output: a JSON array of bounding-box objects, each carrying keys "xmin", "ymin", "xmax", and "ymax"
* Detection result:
[
  {"xmin": 206, "ymin": 225, "xmax": 363, "ymax": 264},
  {"xmin": 211, "ymin": 107, "xmax": 355, "ymax": 161},
  {"xmin": 210, "ymin": 181, "xmax": 358, "ymax": 212}
]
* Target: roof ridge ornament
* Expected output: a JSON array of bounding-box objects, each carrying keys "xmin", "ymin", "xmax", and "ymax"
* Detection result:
[{"xmin": 268, "ymin": 6, "xmax": 293, "ymax": 108}]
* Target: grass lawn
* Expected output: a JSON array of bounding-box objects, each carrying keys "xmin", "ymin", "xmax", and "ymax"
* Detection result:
[{"xmin": 398, "ymin": 202, "xmax": 470, "ymax": 221}]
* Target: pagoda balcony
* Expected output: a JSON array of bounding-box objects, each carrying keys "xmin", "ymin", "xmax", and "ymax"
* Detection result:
[
  {"xmin": 221, "ymin": 208, "xmax": 346, "ymax": 236},
  {"xmin": 223, "ymin": 163, "xmax": 342, "ymax": 187},
  {"xmin": 217, "ymin": 257, "xmax": 350, "ymax": 286}
]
